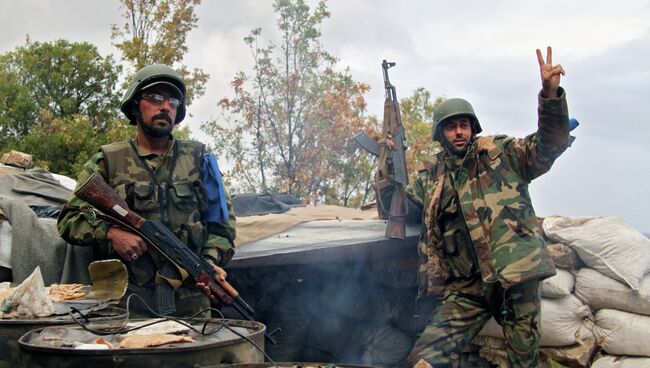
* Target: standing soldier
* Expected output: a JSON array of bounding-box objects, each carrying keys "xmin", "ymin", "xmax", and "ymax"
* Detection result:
[
  {"xmin": 384, "ymin": 47, "xmax": 569, "ymax": 367},
  {"xmin": 58, "ymin": 64, "xmax": 236, "ymax": 317}
]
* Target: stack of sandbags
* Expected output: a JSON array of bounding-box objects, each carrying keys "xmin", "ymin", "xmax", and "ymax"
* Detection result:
[
  {"xmin": 474, "ymin": 242, "xmax": 596, "ymax": 367},
  {"xmin": 543, "ymin": 216, "xmax": 650, "ymax": 366},
  {"xmin": 475, "ymin": 294, "xmax": 596, "ymax": 367}
]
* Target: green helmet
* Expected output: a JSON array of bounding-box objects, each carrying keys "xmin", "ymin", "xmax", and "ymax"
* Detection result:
[
  {"xmin": 120, "ymin": 64, "xmax": 186, "ymax": 124},
  {"xmin": 431, "ymin": 98, "xmax": 482, "ymax": 142}
]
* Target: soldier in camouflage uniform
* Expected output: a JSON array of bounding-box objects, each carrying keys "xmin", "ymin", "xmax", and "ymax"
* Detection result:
[
  {"xmin": 384, "ymin": 47, "xmax": 569, "ymax": 367},
  {"xmin": 58, "ymin": 64, "xmax": 236, "ymax": 317}
]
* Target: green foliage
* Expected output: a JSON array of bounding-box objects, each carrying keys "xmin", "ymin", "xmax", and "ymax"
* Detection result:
[
  {"xmin": 0, "ymin": 39, "xmax": 121, "ymax": 145},
  {"xmin": 203, "ymin": 0, "xmax": 375, "ymax": 206},
  {"xmin": 0, "ymin": 67, "xmax": 34, "ymax": 142},
  {"xmin": 5, "ymin": 113, "xmax": 134, "ymax": 177},
  {"xmin": 0, "ymin": 5, "xmax": 202, "ymax": 176},
  {"xmin": 112, "ymin": 0, "xmax": 208, "ymax": 106},
  {"xmin": 399, "ymin": 87, "xmax": 444, "ymax": 176}
]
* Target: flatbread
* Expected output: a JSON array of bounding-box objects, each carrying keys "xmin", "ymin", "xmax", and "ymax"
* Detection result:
[
  {"xmin": 48, "ymin": 283, "xmax": 85, "ymax": 301},
  {"xmin": 124, "ymin": 319, "xmax": 190, "ymax": 336},
  {"xmin": 118, "ymin": 333, "xmax": 195, "ymax": 349}
]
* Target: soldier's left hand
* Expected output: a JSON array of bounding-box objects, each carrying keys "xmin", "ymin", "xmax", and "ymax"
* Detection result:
[
  {"xmin": 213, "ymin": 265, "xmax": 228, "ymax": 282},
  {"xmin": 536, "ymin": 46, "xmax": 565, "ymax": 98},
  {"xmin": 196, "ymin": 265, "xmax": 228, "ymax": 301}
]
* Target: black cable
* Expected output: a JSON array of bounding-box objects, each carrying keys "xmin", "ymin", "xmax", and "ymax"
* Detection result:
[{"xmin": 68, "ymin": 293, "xmax": 278, "ymax": 367}]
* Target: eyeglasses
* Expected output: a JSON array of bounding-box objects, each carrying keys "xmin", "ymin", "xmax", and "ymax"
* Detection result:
[{"xmin": 141, "ymin": 93, "xmax": 181, "ymax": 109}]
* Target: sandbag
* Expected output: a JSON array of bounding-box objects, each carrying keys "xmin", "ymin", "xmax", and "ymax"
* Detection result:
[
  {"xmin": 546, "ymin": 242, "xmax": 583, "ymax": 270},
  {"xmin": 306, "ymin": 310, "xmax": 359, "ymax": 360},
  {"xmin": 367, "ymin": 257, "xmax": 419, "ymax": 288},
  {"xmin": 574, "ymin": 268, "xmax": 650, "ymax": 315},
  {"xmin": 391, "ymin": 293, "xmax": 438, "ymax": 334},
  {"xmin": 471, "ymin": 336, "xmax": 510, "ymax": 368},
  {"xmin": 540, "ymin": 332, "xmax": 596, "ymax": 368},
  {"xmin": 263, "ymin": 298, "xmax": 310, "ymax": 361},
  {"xmin": 542, "ymin": 268, "xmax": 575, "ymax": 298},
  {"xmin": 358, "ymin": 322, "xmax": 413, "ymax": 367},
  {"xmin": 543, "ymin": 216, "xmax": 650, "ymax": 290},
  {"xmin": 306, "ymin": 312, "xmax": 412, "ymax": 367},
  {"xmin": 592, "ymin": 355, "xmax": 650, "ymax": 368},
  {"xmin": 593, "ymin": 309, "xmax": 650, "ymax": 357},
  {"xmin": 478, "ymin": 295, "xmax": 593, "ymax": 347},
  {"xmin": 318, "ymin": 281, "xmax": 405, "ymax": 323}
]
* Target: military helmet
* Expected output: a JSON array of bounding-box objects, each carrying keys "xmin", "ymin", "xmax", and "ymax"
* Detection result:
[
  {"xmin": 120, "ymin": 64, "xmax": 186, "ymax": 124},
  {"xmin": 431, "ymin": 98, "xmax": 482, "ymax": 142}
]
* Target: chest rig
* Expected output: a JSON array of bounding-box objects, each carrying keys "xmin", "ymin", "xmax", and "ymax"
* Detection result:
[{"xmin": 101, "ymin": 139, "xmax": 208, "ymax": 314}]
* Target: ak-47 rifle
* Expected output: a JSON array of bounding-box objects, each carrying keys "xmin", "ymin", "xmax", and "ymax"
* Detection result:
[
  {"xmin": 354, "ymin": 60, "xmax": 408, "ymax": 239},
  {"xmin": 74, "ymin": 172, "xmax": 278, "ymax": 344}
]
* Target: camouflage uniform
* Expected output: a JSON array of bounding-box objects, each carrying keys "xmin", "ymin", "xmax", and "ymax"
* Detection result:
[
  {"xmin": 399, "ymin": 89, "xmax": 570, "ymax": 367},
  {"xmin": 58, "ymin": 137, "xmax": 236, "ymax": 317}
]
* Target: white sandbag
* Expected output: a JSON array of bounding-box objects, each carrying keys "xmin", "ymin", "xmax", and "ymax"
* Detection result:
[
  {"xmin": 541, "ymin": 268, "xmax": 574, "ymax": 298},
  {"xmin": 593, "ymin": 309, "xmax": 650, "ymax": 356},
  {"xmin": 543, "ymin": 216, "xmax": 650, "ymax": 290},
  {"xmin": 478, "ymin": 295, "xmax": 593, "ymax": 347},
  {"xmin": 592, "ymin": 355, "xmax": 650, "ymax": 368},
  {"xmin": 575, "ymin": 268, "xmax": 650, "ymax": 315},
  {"xmin": 546, "ymin": 242, "xmax": 583, "ymax": 270}
]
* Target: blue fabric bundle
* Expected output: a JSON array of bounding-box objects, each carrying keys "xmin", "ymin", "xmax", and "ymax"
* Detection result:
[
  {"xmin": 569, "ymin": 118, "xmax": 579, "ymax": 146},
  {"xmin": 202, "ymin": 153, "xmax": 229, "ymax": 223}
]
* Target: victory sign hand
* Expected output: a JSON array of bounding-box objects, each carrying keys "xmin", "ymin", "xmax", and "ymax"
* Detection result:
[{"xmin": 536, "ymin": 46, "xmax": 565, "ymax": 98}]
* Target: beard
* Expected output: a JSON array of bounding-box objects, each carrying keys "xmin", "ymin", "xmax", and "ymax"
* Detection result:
[
  {"xmin": 137, "ymin": 113, "xmax": 174, "ymax": 138},
  {"xmin": 443, "ymin": 135, "xmax": 472, "ymax": 157}
]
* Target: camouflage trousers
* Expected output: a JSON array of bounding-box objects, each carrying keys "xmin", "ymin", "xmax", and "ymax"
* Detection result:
[{"xmin": 407, "ymin": 275, "xmax": 542, "ymax": 368}]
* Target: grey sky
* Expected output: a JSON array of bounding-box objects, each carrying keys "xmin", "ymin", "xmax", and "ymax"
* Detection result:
[{"xmin": 1, "ymin": 0, "xmax": 648, "ymax": 232}]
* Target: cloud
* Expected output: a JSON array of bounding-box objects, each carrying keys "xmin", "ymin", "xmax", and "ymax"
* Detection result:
[{"xmin": 1, "ymin": 0, "xmax": 648, "ymax": 231}]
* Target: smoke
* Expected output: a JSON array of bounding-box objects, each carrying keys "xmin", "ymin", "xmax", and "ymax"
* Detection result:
[{"xmin": 222, "ymin": 250, "xmax": 438, "ymax": 367}]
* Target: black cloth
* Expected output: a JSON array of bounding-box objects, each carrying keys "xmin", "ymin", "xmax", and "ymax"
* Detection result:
[{"xmin": 232, "ymin": 193, "xmax": 302, "ymax": 217}]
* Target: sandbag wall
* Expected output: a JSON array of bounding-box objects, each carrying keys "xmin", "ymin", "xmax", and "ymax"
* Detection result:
[
  {"xmin": 223, "ymin": 254, "xmax": 436, "ymax": 367},
  {"xmin": 476, "ymin": 216, "xmax": 650, "ymax": 368}
]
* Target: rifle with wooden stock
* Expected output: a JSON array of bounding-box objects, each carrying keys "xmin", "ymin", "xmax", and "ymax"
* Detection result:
[
  {"xmin": 74, "ymin": 172, "xmax": 278, "ymax": 344},
  {"xmin": 354, "ymin": 60, "xmax": 408, "ymax": 239}
]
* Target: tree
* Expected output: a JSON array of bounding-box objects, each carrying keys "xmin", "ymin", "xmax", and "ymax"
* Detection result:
[
  {"xmin": 399, "ymin": 87, "xmax": 444, "ymax": 176},
  {"xmin": 8, "ymin": 113, "xmax": 133, "ymax": 176},
  {"xmin": 203, "ymin": 0, "xmax": 375, "ymax": 205},
  {"xmin": 0, "ymin": 39, "xmax": 121, "ymax": 144},
  {"xmin": 111, "ymin": 0, "xmax": 208, "ymax": 106},
  {"xmin": 0, "ymin": 67, "xmax": 34, "ymax": 142},
  {"xmin": 4, "ymin": 111, "xmax": 190, "ymax": 177}
]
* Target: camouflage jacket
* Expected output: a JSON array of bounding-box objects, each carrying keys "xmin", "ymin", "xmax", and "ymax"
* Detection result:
[
  {"xmin": 57, "ymin": 138, "xmax": 236, "ymax": 270},
  {"xmin": 407, "ymin": 89, "xmax": 569, "ymax": 296}
]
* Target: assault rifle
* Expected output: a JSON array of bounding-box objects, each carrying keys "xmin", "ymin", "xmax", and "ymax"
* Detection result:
[
  {"xmin": 74, "ymin": 172, "xmax": 278, "ymax": 344},
  {"xmin": 354, "ymin": 60, "xmax": 408, "ymax": 239}
]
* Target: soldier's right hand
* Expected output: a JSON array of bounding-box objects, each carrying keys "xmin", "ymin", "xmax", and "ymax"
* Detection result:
[{"xmin": 107, "ymin": 226, "xmax": 148, "ymax": 262}]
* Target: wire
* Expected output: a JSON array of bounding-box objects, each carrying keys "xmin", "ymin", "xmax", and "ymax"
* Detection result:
[{"xmin": 68, "ymin": 293, "xmax": 278, "ymax": 367}]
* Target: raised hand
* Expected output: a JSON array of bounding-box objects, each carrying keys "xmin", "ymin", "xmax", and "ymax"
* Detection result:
[{"xmin": 536, "ymin": 46, "xmax": 565, "ymax": 98}]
